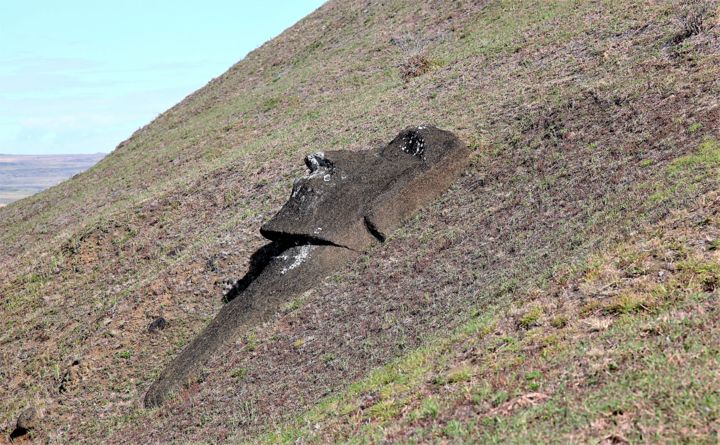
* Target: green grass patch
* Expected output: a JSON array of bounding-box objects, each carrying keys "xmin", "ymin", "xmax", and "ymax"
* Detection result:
[
  {"xmin": 518, "ymin": 306, "xmax": 544, "ymax": 328},
  {"xmin": 258, "ymin": 312, "xmax": 497, "ymax": 443},
  {"xmin": 668, "ymin": 138, "xmax": 720, "ymax": 174},
  {"xmin": 231, "ymin": 367, "xmax": 248, "ymax": 381}
]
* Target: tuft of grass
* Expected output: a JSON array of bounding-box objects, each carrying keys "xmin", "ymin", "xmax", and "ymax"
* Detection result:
[
  {"xmin": 367, "ymin": 399, "xmax": 403, "ymax": 421},
  {"xmin": 446, "ymin": 366, "xmax": 473, "ymax": 384},
  {"xmin": 443, "ymin": 420, "xmax": 465, "ymax": 438},
  {"xmin": 245, "ymin": 333, "xmax": 258, "ymax": 352},
  {"xmin": 518, "ymin": 306, "xmax": 544, "ymax": 328},
  {"xmin": 525, "ymin": 370, "xmax": 543, "ymax": 390},
  {"xmin": 603, "ymin": 293, "xmax": 654, "ymax": 315},
  {"xmin": 260, "ymin": 97, "xmax": 280, "ymax": 113},
  {"xmin": 321, "ymin": 353, "xmax": 336, "ymax": 366},
  {"xmin": 116, "ymin": 350, "xmax": 132, "ymax": 360},
  {"xmin": 491, "ymin": 390, "xmax": 510, "ymax": 407},
  {"xmin": 687, "ymin": 122, "xmax": 703, "ymax": 134},
  {"xmin": 677, "ymin": 259, "xmax": 720, "ymax": 291},
  {"xmin": 231, "ymin": 367, "xmax": 248, "ymax": 381},
  {"xmin": 669, "ymin": 138, "xmax": 720, "ymax": 174},
  {"xmin": 550, "ymin": 315, "xmax": 568, "ymax": 328},
  {"xmin": 419, "ymin": 398, "xmax": 440, "ymax": 419}
]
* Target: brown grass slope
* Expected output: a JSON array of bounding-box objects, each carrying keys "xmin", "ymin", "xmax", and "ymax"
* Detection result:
[
  {"xmin": 270, "ymin": 179, "xmax": 720, "ymax": 444},
  {"xmin": 0, "ymin": 0, "xmax": 718, "ymax": 443}
]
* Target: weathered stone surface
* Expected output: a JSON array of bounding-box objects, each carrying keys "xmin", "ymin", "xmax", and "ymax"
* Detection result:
[
  {"xmin": 16, "ymin": 407, "xmax": 37, "ymax": 431},
  {"xmin": 261, "ymin": 125, "xmax": 470, "ymax": 250},
  {"xmin": 148, "ymin": 317, "xmax": 167, "ymax": 333},
  {"xmin": 144, "ymin": 244, "xmax": 358, "ymax": 408},
  {"xmin": 144, "ymin": 126, "xmax": 469, "ymax": 408},
  {"xmin": 365, "ymin": 126, "xmax": 471, "ymax": 239},
  {"xmin": 10, "ymin": 406, "xmax": 39, "ymax": 440}
]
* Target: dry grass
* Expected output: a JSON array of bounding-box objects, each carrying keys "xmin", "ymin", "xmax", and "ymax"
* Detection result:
[
  {"xmin": 265, "ymin": 189, "xmax": 720, "ymax": 444},
  {"xmin": 400, "ymin": 54, "xmax": 432, "ymax": 80}
]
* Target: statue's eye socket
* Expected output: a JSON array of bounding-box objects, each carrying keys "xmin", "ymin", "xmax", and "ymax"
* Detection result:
[{"xmin": 401, "ymin": 132, "xmax": 425, "ymax": 157}]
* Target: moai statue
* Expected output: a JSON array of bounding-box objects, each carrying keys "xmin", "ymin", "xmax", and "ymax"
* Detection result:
[{"xmin": 144, "ymin": 125, "xmax": 470, "ymax": 408}]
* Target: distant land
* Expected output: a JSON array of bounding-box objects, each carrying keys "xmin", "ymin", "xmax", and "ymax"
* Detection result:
[{"xmin": 0, "ymin": 153, "xmax": 106, "ymax": 206}]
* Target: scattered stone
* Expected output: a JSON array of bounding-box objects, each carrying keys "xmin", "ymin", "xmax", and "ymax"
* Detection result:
[
  {"xmin": 10, "ymin": 407, "xmax": 38, "ymax": 439},
  {"xmin": 58, "ymin": 360, "xmax": 81, "ymax": 393},
  {"xmin": 148, "ymin": 317, "xmax": 167, "ymax": 333},
  {"xmin": 16, "ymin": 407, "xmax": 36, "ymax": 431}
]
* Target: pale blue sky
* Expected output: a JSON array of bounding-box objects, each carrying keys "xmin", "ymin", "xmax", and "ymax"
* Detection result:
[{"xmin": 0, "ymin": 1, "xmax": 325, "ymax": 155}]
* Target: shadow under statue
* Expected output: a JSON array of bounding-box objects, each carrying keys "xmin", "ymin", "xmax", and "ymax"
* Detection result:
[{"xmin": 144, "ymin": 125, "xmax": 470, "ymax": 408}]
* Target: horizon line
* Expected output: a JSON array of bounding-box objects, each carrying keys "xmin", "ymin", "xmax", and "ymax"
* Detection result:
[{"xmin": 0, "ymin": 152, "xmax": 107, "ymax": 156}]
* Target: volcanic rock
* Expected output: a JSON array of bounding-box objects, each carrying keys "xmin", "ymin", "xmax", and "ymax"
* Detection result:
[{"xmin": 144, "ymin": 126, "xmax": 469, "ymax": 408}]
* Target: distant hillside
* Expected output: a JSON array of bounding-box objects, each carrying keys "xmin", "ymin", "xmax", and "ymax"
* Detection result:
[
  {"xmin": 0, "ymin": 0, "xmax": 718, "ymax": 443},
  {"xmin": 0, "ymin": 153, "xmax": 105, "ymax": 206}
]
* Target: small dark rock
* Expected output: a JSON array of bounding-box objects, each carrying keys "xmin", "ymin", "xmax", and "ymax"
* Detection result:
[
  {"xmin": 148, "ymin": 317, "xmax": 167, "ymax": 333},
  {"xmin": 10, "ymin": 407, "xmax": 37, "ymax": 439},
  {"xmin": 16, "ymin": 407, "xmax": 36, "ymax": 431},
  {"xmin": 58, "ymin": 359, "xmax": 82, "ymax": 393}
]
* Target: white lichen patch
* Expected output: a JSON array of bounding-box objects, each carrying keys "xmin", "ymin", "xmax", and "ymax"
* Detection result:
[
  {"xmin": 280, "ymin": 245, "xmax": 314, "ymax": 275},
  {"xmin": 305, "ymin": 152, "xmax": 325, "ymax": 172},
  {"xmin": 291, "ymin": 183, "xmax": 311, "ymax": 200},
  {"xmin": 305, "ymin": 152, "xmax": 335, "ymax": 180}
]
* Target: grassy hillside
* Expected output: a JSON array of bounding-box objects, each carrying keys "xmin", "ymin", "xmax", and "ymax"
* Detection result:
[
  {"xmin": 0, "ymin": 0, "xmax": 718, "ymax": 443},
  {"xmin": 263, "ymin": 154, "xmax": 720, "ymax": 444}
]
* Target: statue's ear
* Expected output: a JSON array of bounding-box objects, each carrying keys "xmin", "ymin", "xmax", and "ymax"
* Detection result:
[
  {"xmin": 366, "ymin": 126, "xmax": 470, "ymax": 238},
  {"xmin": 380, "ymin": 127, "xmax": 433, "ymax": 162},
  {"xmin": 400, "ymin": 130, "xmax": 426, "ymax": 157}
]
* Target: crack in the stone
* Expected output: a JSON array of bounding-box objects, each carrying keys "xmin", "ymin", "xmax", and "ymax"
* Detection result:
[{"xmin": 258, "ymin": 230, "xmax": 357, "ymax": 251}]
